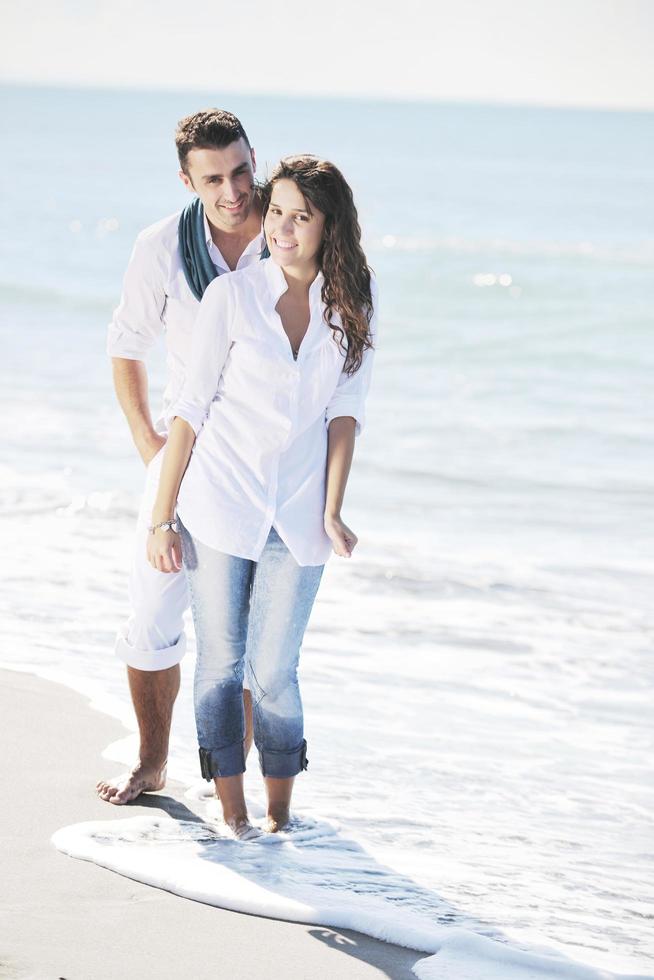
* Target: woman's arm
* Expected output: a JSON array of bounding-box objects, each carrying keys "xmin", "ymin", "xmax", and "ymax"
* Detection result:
[
  {"xmin": 146, "ymin": 275, "xmax": 235, "ymax": 573},
  {"xmin": 146, "ymin": 417, "xmax": 196, "ymax": 573},
  {"xmin": 324, "ymin": 416, "xmax": 358, "ymax": 558},
  {"xmin": 324, "ymin": 337, "xmax": 374, "ymax": 552},
  {"xmin": 323, "ymin": 279, "xmax": 378, "ymax": 558}
]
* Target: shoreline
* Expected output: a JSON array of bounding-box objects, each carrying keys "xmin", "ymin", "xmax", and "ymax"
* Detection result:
[{"xmin": 1, "ymin": 667, "xmax": 422, "ymax": 980}]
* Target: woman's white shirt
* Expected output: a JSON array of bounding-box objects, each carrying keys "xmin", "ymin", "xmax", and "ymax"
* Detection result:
[{"xmin": 169, "ymin": 257, "xmax": 377, "ymax": 566}]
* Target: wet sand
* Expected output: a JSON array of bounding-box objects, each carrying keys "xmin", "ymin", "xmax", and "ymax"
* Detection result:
[{"xmin": 0, "ymin": 668, "xmax": 424, "ymax": 980}]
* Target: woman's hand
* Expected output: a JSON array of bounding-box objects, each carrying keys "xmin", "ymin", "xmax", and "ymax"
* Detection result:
[
  {"xmin": 146, "ymin": 527, "xmax": 183, "ymax": 573},
  {"xmin": 324, "ymin": 513, "xmax": 358, "ymax": 558}
]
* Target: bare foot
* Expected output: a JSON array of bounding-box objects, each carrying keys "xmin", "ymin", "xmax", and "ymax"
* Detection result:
[
  {"xmin": 96, "ymin": 762, "xmax": 166, "ymax": 805},
  {"xmin": 264, "ymin": 805, "xmax": 290, "ymax": 833},
  {"xmin": 225, "ymin": 816, "xmax": 263, "ymax": 841}
]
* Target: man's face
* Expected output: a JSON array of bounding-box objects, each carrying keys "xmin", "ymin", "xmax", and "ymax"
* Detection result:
[{"xmin": 180, "ymin": 138, "xmax": 257, "ymax": 232}]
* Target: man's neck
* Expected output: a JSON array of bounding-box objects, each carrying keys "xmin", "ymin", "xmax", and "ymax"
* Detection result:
[{"xmin": 207, "ymin": 199, "xmax": 262, "ymax": 271}]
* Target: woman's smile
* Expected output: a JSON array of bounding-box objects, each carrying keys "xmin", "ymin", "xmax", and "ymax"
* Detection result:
[{"xmin": 272, "ymin": 237, "xmax": 298, "ymax": 250}]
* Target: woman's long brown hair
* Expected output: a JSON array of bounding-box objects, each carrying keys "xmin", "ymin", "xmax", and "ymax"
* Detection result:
[{"xmin": 262, "ymin": 156, "xmax": 373, "ymax": 374}]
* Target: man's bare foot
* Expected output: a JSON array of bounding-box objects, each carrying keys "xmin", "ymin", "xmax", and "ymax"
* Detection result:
[
  {"xmin": 264, "ymin": 804, "xmax": 290, "ymax": 833},
  {"xmin": 96, "ymin": 762, "xmax": 166, "ymax": 805}
]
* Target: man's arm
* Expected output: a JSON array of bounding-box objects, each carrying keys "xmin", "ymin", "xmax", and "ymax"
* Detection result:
[
  {"xmin": 112, "ymin": 357, "xmax": 166, "ymax": 466},
  {"xmin": 108, "ymin": 229, "xmax": 170, "ymax": 465}
]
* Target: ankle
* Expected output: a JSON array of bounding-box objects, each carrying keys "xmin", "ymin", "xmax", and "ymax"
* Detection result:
[
  {"xmin": 267, "ymin": 802, "xmax": 290, "ymax": 819},
  {"xmin": 223, "ymin": 808, "xmax": 249, "ymax": 828},
  {"xmin": 135, "ymin": 755, "xmax": 167, "ymax": 773}
]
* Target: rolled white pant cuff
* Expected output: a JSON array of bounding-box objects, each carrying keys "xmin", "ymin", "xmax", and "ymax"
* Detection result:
[{"xmin": 114, "ymin": 629, "xmax": 186, "ymax": 672}]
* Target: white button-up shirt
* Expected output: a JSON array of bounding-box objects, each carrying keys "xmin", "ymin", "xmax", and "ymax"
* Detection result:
[
  {"xmin": 106, "ymin": 209, "xmax": 264, "ymax": 432},
  {"xmin": 170, "ymin": 258, "xmax": 377, "ymax": 566}
]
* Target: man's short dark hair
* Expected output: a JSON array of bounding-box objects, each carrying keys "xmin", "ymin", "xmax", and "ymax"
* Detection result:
[{"xmin": 175, "ymin": 109, "xmax": 251, "ymax": 174}]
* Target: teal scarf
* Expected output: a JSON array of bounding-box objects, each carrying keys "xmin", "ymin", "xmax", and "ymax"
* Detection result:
[{"xmin": 178, "ymin": 198, "xmax": 269, "ymax": 301}]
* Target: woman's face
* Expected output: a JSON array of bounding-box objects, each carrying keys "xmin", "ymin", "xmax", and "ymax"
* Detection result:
[{"xmin": 264, "ymin": 178, "xmax": 326, "ymax": 275}]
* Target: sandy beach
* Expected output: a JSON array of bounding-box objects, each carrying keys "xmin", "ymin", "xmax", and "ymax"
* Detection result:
[{"xmin": 1, "ymin": 668, "xmax": 423, "ymax": 980}]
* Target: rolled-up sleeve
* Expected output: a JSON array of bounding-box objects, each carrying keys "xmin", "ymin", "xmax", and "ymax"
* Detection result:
[
  {"xmin": 107, "ymin": 232, "xmax": 168, "ymax": 360},
  {"xmin": 166, "ymin": 276, "xmax": 234, "ymax": 435},
  {"xmin": 325, "ymin": 277, "xmax": 378, "ymax": 436}
]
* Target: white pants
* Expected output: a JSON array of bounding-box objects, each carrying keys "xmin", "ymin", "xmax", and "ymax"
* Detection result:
[{"xmin": 114, "ymin": 448, "xmax": 188, "ymax": 672}]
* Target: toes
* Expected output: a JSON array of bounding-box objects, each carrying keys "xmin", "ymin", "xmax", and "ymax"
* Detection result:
[
  {"xmin": 97, "ymin": 777, "xmax": 121, "ymax": 798},
  {"xmin": 113, "ymin": 786, "xmax": 139, "ymax": 805},
  {"xmin": 97, "ymin": 769, "xmax": 165, "ymax": 804},
  {"xmin": 98, "ymin": 782, "xmax": 123, "ymax": 802}
]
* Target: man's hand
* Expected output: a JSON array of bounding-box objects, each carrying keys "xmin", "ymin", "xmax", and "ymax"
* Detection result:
[
  {"xmin": 324, "ymin": 513, "xmax": 358, "ymax": 558},
  {"xmin": 111, "ymin": 358, "xmax": 166, "ymax": 467},
  {"xmin": 138, "ymin": 432, "xmax": 167, "ymax": 467},
  {"xmin": 146, "ymin": 528, "xmax": 182, "ymax": 573}
]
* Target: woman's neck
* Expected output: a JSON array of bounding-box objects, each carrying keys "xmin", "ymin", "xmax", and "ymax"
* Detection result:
[{"xmin": 279, "ymin": 262, "xmax": 319, "ymax": 293}]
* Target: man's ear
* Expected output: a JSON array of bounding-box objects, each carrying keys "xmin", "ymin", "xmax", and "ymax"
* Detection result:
[
  {"xmin": 179, "ymin": 169, "xmax": 194, "ymax": 193},
  {"xmin": 250, "ymin": 147, "xmax": 257, "ymax": 175}
]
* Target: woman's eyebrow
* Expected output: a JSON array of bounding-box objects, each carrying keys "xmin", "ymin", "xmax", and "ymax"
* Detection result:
[{"xmin": 269, "ymin": 200, "xmax": 310, "ymax": 214}]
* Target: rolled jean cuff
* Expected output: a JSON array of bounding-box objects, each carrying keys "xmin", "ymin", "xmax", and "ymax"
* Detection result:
[
  {"xmin": 258, "ymin": 739, "xmax": 308, "ymax": 778},
  {"xmin": 114, "ymin": 628, "xmax": 186, "ymax": 672},
  {"xmin": 199, "ymin": 742, "xmax": 246, "ymax": 780}
]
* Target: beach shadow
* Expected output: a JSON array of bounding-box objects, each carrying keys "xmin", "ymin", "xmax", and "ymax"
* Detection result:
[
  {"xmin": 308, "ymin": 927, "xmax": 430, "ymax": 979},
  {"xmin": 137, "ymin": 792, "xmax": 206, "ymax": 822}
]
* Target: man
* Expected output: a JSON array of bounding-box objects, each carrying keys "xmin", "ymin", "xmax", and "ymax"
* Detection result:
[{"xmin": 97, "ymin": 109, "xmax": 262, "ymax": 804}]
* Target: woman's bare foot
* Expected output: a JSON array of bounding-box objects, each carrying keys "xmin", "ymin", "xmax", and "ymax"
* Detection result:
[
  {"xmin": 214, "ymin": 773, "xmax": 256, "ymax": 837},
  {"xmin": 264, "ymin": 774, "xmax": 294, "ymax": 832},
  {"xmin": 96, "ymin": 762, "xmax": 166, "ymax": 805},
  {"xmin": 224, "ymin": 815, "xmax": 263, "ymax": 841},
  {"xmin": 264, "ymin": 804, "xmax": 291, "ymax": 833}
]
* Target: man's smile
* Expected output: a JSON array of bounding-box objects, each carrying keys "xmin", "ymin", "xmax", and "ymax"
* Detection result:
[{"xmin": 220, "ymin": 198, "xmax": 246, "ymax": 212}]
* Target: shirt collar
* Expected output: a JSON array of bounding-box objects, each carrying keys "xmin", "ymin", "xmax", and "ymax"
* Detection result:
[
  {"xmin": 263, "ymin": 257, "xmax": 325, "ymax": 304},
  {"xmin": 203, "ymin": 211, "xmax": 213, "ymax": 248},
  {"xmin": 202, "ymin": 211, "xmax": 266, "ymax": 266}
]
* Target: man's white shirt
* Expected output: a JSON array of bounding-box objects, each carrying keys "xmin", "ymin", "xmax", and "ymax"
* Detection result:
[{"xmin": 107, "ymin": 210, "xmax": 264, "ymax": 433}]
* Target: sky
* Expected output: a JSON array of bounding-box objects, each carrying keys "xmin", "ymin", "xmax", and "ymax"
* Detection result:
[{"xmin": 2, "ymin": 0, "xmax": 653, "ymax": 110}]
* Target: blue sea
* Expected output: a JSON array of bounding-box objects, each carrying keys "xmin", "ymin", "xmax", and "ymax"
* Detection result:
[{"xmin": 2, "ymin": 84, "xmax": 653, "ymax": 978}]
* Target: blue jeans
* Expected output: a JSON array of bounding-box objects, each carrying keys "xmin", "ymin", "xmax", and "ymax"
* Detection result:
[{"xmin": 180, "ymin": 524, "xmax": 324, "ymax": 780}]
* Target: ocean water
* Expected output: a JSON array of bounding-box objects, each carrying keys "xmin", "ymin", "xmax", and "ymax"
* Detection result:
[{"xmin": 2, "ymin": 84, "xmax": 653, "ymax": 978}]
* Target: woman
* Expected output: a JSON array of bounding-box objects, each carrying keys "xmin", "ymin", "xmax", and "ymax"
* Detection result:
[{"xmin": 147, "ymin": 155, "xmax": 376, "ymax": 838}]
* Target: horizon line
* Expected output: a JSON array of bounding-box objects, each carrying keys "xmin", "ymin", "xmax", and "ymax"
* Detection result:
[{"xmin": 2, "ymin": 77, "xmax": 653, "ymax": 116}]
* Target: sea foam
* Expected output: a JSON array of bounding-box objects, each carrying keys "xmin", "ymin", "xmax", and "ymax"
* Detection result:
[{"xmin": 52, "ymin": 809, "xmax": 652, "ymax": 980}]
